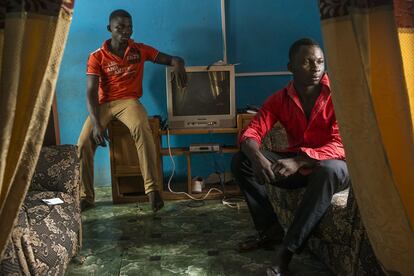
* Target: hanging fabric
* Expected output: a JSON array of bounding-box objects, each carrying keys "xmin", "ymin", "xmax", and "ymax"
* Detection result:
[
  {"xmin": 319, "ymin": 0, "xmax": 414, "ymax": 274},
  {"xmin": 0, "ymin": 0, "xmax": 75, "ymax": 258}
]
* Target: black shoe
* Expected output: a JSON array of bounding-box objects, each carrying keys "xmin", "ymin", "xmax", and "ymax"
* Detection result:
[
  {"xmin": 266, "ymin": 266, "xmax": 290, "ymax": 276},
  {"xmin": 266, "ymin": 246, "xmax": 293, "ymax": 276},
  {"xmin": 237, "ymin": 224, "xmax": 284, "ymax": 252}
]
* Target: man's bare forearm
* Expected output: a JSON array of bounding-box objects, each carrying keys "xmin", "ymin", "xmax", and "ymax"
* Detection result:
[
  {"xmin": 241, "ymin": 138, "xmax": 263, "ymax": 162},
  {"xmin": 155, "ymin": 52, "xmax": 183, "ymax": 66},
  {"xmin": 86, "ymin": 75, "xmax": 101, "ymax": 126},
  {"xmin": 241, "ymin": 138, "xmax": 276, "ymax": 183},
  {"xmin": 86, "ymin": 92, "xmax": 100, "ymax": 126}
]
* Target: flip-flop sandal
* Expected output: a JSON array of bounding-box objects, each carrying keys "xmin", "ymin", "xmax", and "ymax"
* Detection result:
[{"xmin": 266, "ymin": 266, "xmax": 290, "ymax": 276}]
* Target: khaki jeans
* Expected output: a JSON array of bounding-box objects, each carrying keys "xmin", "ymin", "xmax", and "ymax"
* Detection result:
[{"xmin": 77, "ymin": 99, "xmax": 159, "ymax": 204}]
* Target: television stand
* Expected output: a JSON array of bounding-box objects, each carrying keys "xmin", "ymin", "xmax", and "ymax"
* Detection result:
[
  {"xmin": 159, "ymin": 113, "xmax": 254, "ymax": 200},
  {"xmin": 108, "ymin": 113, "xmax": 255, "ymax": 203}
]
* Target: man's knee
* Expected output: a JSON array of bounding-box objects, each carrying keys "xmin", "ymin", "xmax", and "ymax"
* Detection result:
[
  {"xmin": 318, "ymin": 160, "xmax": 348, "ymax": 178},
  {"xmin": 312, "ymin": 160, "xmax": 349, "ymax": 189}
]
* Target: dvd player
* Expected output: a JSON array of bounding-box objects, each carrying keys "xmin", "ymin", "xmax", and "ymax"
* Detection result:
[{"xmin": 189, "ymin": 143, "xmax": 221, "ymax": 152}]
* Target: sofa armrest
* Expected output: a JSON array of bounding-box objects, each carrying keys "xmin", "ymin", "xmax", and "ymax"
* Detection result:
[
  {"xmin": 30, "ymin": 145, "xmax": 80, "ymax": 198},
  {"xmin": 262, "ymin": 123, "xmax": 289, "ymax": 152}
]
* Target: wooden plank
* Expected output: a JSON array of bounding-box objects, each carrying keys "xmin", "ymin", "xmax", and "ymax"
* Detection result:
[
  {"xmin": 160, "ymin": 146, "xmax": 238, "ymax": 156},
  {"xmin": 160, "ymin": 147, "xmax": 188, "ymax": 156},
  {"xmin": 109, "ymin": 116, "xmax": 163, "ymax": 204},
  {"xmin": 160, "ymin": 128, "xmax": 239, "ymax": 135},
  {"xmin": 113, "ymin": 172, "xmax": 143, "ymax": 177}
]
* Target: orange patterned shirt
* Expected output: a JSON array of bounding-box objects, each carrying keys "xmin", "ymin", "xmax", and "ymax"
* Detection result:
[{"xmin": 87, "ymin": 39, "xmax": 159, "ymax": 104}]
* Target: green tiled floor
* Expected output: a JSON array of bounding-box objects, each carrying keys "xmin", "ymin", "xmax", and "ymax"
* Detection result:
[{"xmin": 65, "ymin": 187, "xmax": 333, "ymax": 276}]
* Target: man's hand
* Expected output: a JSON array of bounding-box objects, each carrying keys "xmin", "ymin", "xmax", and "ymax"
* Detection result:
[
  {"xmin": 251, "ymin": 153, "xmax": 275, "ymax": 185},
  {"xmin": 154, "ymin": 53, "xmax": 188, "ymax": 88},
  {"xmin": 92, "ymin": 122, "xmax": 109, "ymax": 147},
  {"xmin": 272, "ymin": 158, "xmax": 301, "ymax": 178},
  {"xmin": 241, "ymin": 139, "xmax": 275, "ymax": 185},
  {"xmin": 171, "ymin": 56, "xmax": 187, "ymax": 88}
]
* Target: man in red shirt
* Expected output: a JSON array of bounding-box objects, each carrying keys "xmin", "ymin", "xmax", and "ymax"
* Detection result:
[
  {"xmin": 78, "ymin": 9, "xmax": 187, "ymax": 212},
  {"xmin": 231, "ymin": 38, "xmax": 349, "ymax": 275}
]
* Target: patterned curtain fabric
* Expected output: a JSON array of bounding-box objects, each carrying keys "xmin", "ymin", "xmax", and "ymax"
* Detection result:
[
  {"xmin": 0, "ymin": 0, "xmax": 75, "ymax": 259},
  {"xmin": 319, "ymin": 0, "xmax": 414, "ymax": 274}
]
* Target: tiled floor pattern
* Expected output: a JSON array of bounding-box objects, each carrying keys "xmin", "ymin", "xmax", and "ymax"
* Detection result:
[{"xmin": 65, "ymin": 187, "xmax": 333, "ymax": 276}]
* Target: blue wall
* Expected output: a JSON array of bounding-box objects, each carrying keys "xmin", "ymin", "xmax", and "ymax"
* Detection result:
[{"xmin": 56, "ymin": 0, "xmax": 323, "ymax": 186}]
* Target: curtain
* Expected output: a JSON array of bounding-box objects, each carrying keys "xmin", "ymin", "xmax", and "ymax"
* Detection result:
[
  {"xmin": 319, "ymin": 0, "xmax": 414, "ymax": 274},
  {"xmin": 0, "ymin": 0, "xmax": 75, "ymax": 258}
]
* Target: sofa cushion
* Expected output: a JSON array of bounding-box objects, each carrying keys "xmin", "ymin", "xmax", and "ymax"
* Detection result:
[
  {"xmin": 1, "ymin": 190, "xmax": 80, "ymax": 276},
  {"xmin": 262, "ymin": 123, "xmax": 288, "ymax": 152},
  {"xmin": 30, "ymin": 145, "xmax": 79, "ymax": 194},
  {"xmin": 18, "ymin": 190, "xmax": 81, "ymax": 275},
  {"xmin": 0, "ymin": 145, "xmax": 81, "ymax": 276},
  {"xmin": 266, "ymin": 185, "xmax": 353, "ymax": 245},
  {"xmin": 24, "ymin": 191, "xmax": 79, "ymax": 226}
]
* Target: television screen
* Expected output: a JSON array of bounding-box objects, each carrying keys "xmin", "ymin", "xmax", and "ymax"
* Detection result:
[
  {"xmin": 166, "ymin": 65, "xmax": 236, "ymax": 129},
  {"xmin": 170, "ymin": 71, "xmax": 231, "ymax": 116}
]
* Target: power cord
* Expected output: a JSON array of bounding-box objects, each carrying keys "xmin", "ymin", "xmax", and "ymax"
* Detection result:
[
  {"xmin": 207, "ymin": 127, "xmax": 247, "ymax": 209},
  {"xmin": 165, "ymin": 124, "xmax": 246, "ymax": 209},
  {"xmin": 166, "ymin": 128, "xmax": 223, "ymax": 201},
  {"xmin": 221, "ymin": 196, "xmax": 246, "ymax": 209}
]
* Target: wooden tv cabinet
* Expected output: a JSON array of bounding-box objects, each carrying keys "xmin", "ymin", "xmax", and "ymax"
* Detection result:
[{"xmin": 108, "ymin": 113, "xmax": 254, "ymax": 203}]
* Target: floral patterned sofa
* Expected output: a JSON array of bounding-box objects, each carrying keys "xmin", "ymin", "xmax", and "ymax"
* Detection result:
[
  {"xmin": 262, "ymin": 124, "xmax": 384, "ymax": 276},
  {"xmin": 0, "ymin": 145, "xmax": 81, "ymax": 276}
]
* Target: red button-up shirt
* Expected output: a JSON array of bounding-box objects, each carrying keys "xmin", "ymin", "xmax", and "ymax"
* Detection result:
[{"xmin": 240, "ymin": 74, "xmax": 345, "ymax": 160}]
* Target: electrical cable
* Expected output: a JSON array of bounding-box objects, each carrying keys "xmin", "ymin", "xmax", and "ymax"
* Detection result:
[
  {"xmin": 165, "ymin": 124, "xmax": 246, "ymax": 209},
  {"xmin": 166, "ymin": 128, "xmax": 223, "ymax": 201},
  {"xmin": 221, "ymin": 196, "xmax": 245, "ymax": 209},
  {"xmin": 207, "ymin": 128, "xmax": 247, "ymax": 209},
  {"xmin": 206, "ymin": 128, "xmax": 225, "ymax": 191},
  {"xmin": 206, "ymin": 124, "xmax": 247, "ymax": 209}
]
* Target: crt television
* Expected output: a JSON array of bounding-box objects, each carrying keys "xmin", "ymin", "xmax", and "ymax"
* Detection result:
[{"xmin": 166, "ymin": 65, "xmax": 236, "ymax": 129}]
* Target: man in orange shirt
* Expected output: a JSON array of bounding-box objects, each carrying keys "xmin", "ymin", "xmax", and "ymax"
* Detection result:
[{"xmin": 78, "ymin": 9, "xmax": 187, "ymax": 212}]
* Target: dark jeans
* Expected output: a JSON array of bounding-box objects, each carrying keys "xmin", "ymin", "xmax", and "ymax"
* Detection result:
[{"xmin": 231, "ymin": 150, "xmax": 350, "ymax": 253}]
